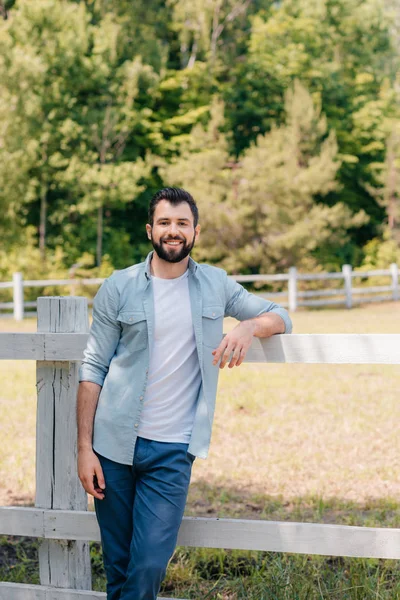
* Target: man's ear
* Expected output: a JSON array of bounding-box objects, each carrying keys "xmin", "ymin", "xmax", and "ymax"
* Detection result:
[
  {"xmin": 145, "ymin": 224, "xmax": 152, "ymax": 240},
  {"xmin": 195, "ymin": 224, "xmax": 201, "ymax": 241}
]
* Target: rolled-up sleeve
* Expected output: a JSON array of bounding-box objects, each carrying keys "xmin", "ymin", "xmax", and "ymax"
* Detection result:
[
  {"xmin": 79, "ymin": 278, "xmax": 121, "ymax": 386},
  {"xmin": 224, "ymin": 275, "xmax": 293, "ymax": 334}
]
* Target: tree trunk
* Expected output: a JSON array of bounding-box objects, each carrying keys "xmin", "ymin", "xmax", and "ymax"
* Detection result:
[
  {"xmin": 39, "ymin": 184, "xmax": 47, "ymax": 261},
  {"xmin": 187, "ymin": 40, "xmax": 198, "ymax": 69},
  {"xmin": 387, "ymin": 134, "xmax": 397, "ymax": 230},
  {"xmin": 96, "ymin": 205, "xmax": 103, "ymax": 267},
  {"xmin": 388, "ymin": 196, "xmax": 395, "ymax": 229}
]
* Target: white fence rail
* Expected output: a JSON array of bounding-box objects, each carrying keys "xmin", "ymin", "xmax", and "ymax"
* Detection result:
[
  {"xmin": 1, "ymin": 296, "xmax": 400, "ymax": 600},
  {"xmin": 0, "ymin": 263, "xmax": 399, "ymax": 320}
]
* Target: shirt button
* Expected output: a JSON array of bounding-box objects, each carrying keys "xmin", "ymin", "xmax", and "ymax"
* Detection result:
[
  {"xmin": 129, "ymin": 317, "xmax": 133, "ymax": 321},
  {"xmin": 134, "ymin": 423, "xmax": 138, "ymax": 428},
  {"xmin": 140, "ymin": 396, "xmax": 143, "ymax": 400},
  {"xmin": 212, "ymin": 312, "xmax": 215, "ymax": 317}
]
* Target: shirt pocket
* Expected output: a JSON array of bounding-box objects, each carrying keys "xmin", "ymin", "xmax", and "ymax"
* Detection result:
[
  {"xmin": 202, "ymin": 305, "xmax": 224, "ymax": 348},
  {"xmin": 118, "ymin": 310, "xmax": 148, "ymax": 352}
]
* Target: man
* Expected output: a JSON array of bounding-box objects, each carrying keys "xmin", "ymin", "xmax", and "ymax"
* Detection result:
[{"xmin": 77, "ymin": 187, "xmax": 292, "ymax": 600}]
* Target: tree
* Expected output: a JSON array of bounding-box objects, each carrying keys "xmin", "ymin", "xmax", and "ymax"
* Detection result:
[
  {"xmin": 1, "ymin": 0, "xmax": 398, "ymax": 273},
  {"xmin": 233, "ymin": 81, "xmax": 368, "ymax": 272},
  {"xmin": 0, "ymin": 0, "xmax": 156, "ymax": 265},
  {"xmin": 57, "ymin": 12, "xmax": 158, "ymax": 265},
  {"xmin": 163, "ymin": 82, "xmax": 368, "ymax": 273},
  {"xmin": 160, "ymin": 98, "xmax": 246, "ymax": 264},
  {"xmin": 168, "ymin": 0, "xmax": 252, "ymax": 69},
  {"xmin": 224, "ymin": 0, "xmax": 395, "ymax": 254},
  {"xmin": 367, "ymin": 119, "xmax": 400, "ymax": 242}
]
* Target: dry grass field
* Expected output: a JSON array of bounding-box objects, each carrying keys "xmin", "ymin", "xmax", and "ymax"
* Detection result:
[{"xmin": 1, "ymin": 301, "xmax": 399, "ymax": 521}]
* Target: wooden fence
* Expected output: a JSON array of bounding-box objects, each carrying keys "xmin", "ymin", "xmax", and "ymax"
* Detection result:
[
  {"xmin": 1, "ymin": 296, "xmax": 400, "ymax": 599},
  {"xmin": 0, "ymin": 263, "xmax": 399, "ymax": 320}
]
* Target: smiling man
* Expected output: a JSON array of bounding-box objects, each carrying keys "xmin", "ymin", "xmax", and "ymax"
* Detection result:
[{"xmin": 77, "ymin": 187, "xmax": 292, "ymax": 600}]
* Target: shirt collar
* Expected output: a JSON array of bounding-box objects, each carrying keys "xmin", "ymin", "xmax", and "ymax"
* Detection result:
[{"xmin": 144, "ymin": 251, "xmax": 198, "ymax": 280}]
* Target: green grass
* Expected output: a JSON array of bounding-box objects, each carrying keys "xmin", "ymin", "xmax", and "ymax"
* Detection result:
[
  {"xmin": 160, "ymin": 550, "xmax": 400, "ymax": 599},
  {"xmin": 1, "ymin": 301, "xmax": 400, "ymax": 598},
  {"xmin": 4, "ymin": 538, "xmax": 400, "ymax": 599}
]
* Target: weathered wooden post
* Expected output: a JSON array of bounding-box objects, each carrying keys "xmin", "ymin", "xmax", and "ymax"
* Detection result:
[
  {"xmin": 288, "ymin": 267, "xmax": 297, "ymax": 312},
  {"xmin": 390, "ymin": 263, "xmax": 399, "ymax": 301},
  {"xmin": 342, "ymin": 264, "xmax": 353, "ymax": 309},
  {"xmin": 36, "ymin": 296, "xmax": 92, "ymax": 589},
  {"xmin": 13, "ymin": 272, "xmax": 24, "ymax": 321}
]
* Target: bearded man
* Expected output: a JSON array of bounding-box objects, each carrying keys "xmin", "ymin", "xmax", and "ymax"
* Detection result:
[{"xmin": 77, "ymin": 187, "xmax": 292, "ymax": 600}]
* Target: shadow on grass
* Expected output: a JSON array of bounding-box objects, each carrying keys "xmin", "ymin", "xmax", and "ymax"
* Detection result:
[{"xmin": 186, "ymin": 478, "xmax": 400, "ymax": 528}]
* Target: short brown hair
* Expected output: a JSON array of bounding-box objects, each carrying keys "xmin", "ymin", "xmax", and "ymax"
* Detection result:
[{"xmin": 148, "ymin": 187, "xmax": 199, "ymax": 227}]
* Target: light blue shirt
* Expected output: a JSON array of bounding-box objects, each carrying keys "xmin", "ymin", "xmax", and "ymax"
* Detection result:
[{"xmin": 79, "ymin": 252, "xmax": 293, "ymax": 462}]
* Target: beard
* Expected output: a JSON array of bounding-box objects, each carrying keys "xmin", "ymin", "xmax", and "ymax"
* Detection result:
[{"xmin": 151, "ymin": 232, "xmax": 196, "ymax": 263}]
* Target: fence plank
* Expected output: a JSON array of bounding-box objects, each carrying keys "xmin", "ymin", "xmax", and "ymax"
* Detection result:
[
  {"xmin": 36, "ymin": 297, "xmax": 91, "ymax": 591},
  {"xmin": 0, "ymin": 583, "xmax": 184, "ymax": 600},
  {"xmin": 0, "ymin": 332, "xmax": 88, "ymax": 360},
  {"xmin": 23, "ymin": 278, "xmax": 105, "ymax": 287},
  {"xmin": 251, "ymin": 334, "xmax": 400, "ymax": 364},
  {"xmin": 352, "ymin": 268, "xmax": 394, "ymax": 277},
  {"xmin": 298, "ymin": 288, "xmax": 344, "ymax": 298},
  {"xmin": 0, "ymin": 333, "xmax": 46, "ymax": 359},
  {"xmin": 179, "ymin": 517, "xmax": 400, "ymax": 559},
  {"xmin": 299, "ymin": 285, "xmax": 394, "ymax": 298},
  {"xmin": 0, "ymin": 506, "xmax": 44, "ymax": 537},
  {"xmin": 2, "ymin": 333, "xmax": 400, "ymax": 364},
  {"xmin": 2, "ymin": 507, "xmax": 400, "ymax": 560},
  {"xmin": 297, "ymin": 272, "xmax": 344, "ymax": 281},
  {"xmin": 232, "ymin": 273, "xmax": 289, "ymax": 282},
  {"xmin": 2, "ymin": 265, "xmax": 399, "ymax": 318},
  {"xmin": 300, "ymin": 298, "xmax": 345, "ymax": 307},
  {"xmin": 356, "ymin": 294, "xmax": 394, "ymax": 304}
]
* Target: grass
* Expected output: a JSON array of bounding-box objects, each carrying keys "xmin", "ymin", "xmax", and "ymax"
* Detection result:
[{"xmin": 1, "ymin": 301, "xmax": 400, "ymax": 598}]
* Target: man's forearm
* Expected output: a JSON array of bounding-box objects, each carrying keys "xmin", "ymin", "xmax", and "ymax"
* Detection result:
[
  {"xmin": 77, "ymin": 381, "xmax": 102, "ymax": 451},
  {"xmin": 244, "ymin": 312, "xmax": 286, "ymax": 338}
]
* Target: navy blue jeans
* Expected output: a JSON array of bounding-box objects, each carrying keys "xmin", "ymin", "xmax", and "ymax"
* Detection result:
[{"xmin": 94, "ymin": 438, "xmax": 195, "ymax": 600}]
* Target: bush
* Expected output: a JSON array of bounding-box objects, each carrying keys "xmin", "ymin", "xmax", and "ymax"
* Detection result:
[
  {"xmin": 0, "ymin": 227, "xmax": 115, "ymax": 304},
  {"xmin": 360, "ymin": 227, "xmax": 400, "ymax": 270}
]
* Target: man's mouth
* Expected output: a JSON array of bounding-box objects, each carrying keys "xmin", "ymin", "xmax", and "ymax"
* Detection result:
[{"xmin": 163, "ymin": 240, "xmax": 183, "ymax": 246}]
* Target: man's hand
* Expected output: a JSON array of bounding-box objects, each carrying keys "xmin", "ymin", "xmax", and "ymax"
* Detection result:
[
  {"xmin": 78, "ymin": 448, "xmax": 106, "ymax": 500},
  {"xmin": 212, "ymin": 321, "xmax": 256, "ymax": 369}
]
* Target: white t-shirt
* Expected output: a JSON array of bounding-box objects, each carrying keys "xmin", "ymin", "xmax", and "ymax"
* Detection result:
[{"xmin": 137, "ymin": 269, "xmax": 202, "ymax": 443}]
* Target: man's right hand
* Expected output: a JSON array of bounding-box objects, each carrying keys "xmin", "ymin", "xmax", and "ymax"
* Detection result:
[{"xmin": 78, "ymin": 448, "xmax": 106, "ymax": 500}]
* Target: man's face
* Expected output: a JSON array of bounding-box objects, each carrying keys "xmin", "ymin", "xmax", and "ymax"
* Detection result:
[{"xmin": 146, "ymin": 200, "xmax": 200, "ymax": 264}]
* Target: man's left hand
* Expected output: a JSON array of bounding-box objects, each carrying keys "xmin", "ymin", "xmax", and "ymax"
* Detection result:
[{"xmin": 212, "ymin": 321, "xmax": 256, "ymax": 369}]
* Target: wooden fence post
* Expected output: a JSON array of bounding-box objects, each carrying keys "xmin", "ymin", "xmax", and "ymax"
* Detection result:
[
  {"xmin": 13, "ymin": 272, "xmax": 24, "ymax": 321},
  {"xmin": 36, "ymin": 296, "xmax": 92, "ymax": 590},
  {"xmin": 288, "ymin": 267, "xmax": 298, "ymax": 312},
  {"xmin": 390, "ymin": 263, "xmax": 399, "ymax": 301},
  {"xmin": 342, "ymin": 264, "xmax": 353, "ymax": 309}
]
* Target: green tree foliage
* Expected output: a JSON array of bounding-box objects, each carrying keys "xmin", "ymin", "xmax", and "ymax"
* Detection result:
[
  {"xmin": 0, "ymin": 0, "xmax": 399, "ymax": 276},
  {"xmin": 163, "ymin": 81, "xmax": 368, "ymax": 273},
  {"xmin": 160, "ymin": 98, "xmax": 244, "ymax": 265},
  {"xmin": 224, "ymin": 0, "xmax": 396, "ymax": 249},
  {"xmin": 233, "ymin": 81, "xmax": 369, "ymax": 273},
  {"xmin": 0, "ymin": 0, "xmax": 156, "ymax": 265}
]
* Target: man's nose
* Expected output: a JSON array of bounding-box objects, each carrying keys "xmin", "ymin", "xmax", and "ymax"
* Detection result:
[{"xmin": 167, "ymin": 223, "xmax": 180, "ymax": 236}]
